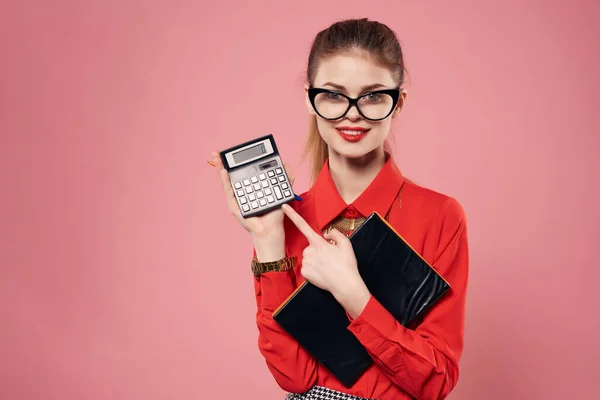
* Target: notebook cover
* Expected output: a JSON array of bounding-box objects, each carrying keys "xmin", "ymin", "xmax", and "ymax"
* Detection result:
[{"xmin": 272, "ymin": 211, "xmax": 451, "ymax": 388}]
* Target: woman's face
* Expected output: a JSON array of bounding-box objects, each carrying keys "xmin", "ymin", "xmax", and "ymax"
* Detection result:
[{"xmin": 306, "ymin": 52, "xmax": 406, "ymax": 160}]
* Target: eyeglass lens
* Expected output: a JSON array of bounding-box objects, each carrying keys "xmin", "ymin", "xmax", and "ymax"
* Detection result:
[{"xmin": 313, "ymin": 91, "xmax": 395, "ymax": 120}]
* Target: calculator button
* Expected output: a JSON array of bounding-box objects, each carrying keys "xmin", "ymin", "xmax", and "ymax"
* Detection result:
[
  {"xmin": 261, "ymin": 181, "xmax": 269, "ymax": 189},
  {"xmin": 245, "ymin": 186, "xmax": 253, "ymax": 194},
  {"xmin": 270, "ymin": 178, "xmax": 278, "ymax": 185},
  {"xmin": 242, "ymin": 204, "xmax": 250, "ymax": 212},
  {"xmin": 251, "ymin": 176, "xmax": 258, "ymax": 183},
  {"xmin": 278, "ymin": 175, "xmax": 285, "ymax": 182},
  {"xmin": 283, "ymin": 190, "xmax": 291, "ymax": 197},
  {"xmin": 251, "ymin": 201, "xmax": 259, "ymax": 209},
  {"xmin": 236, "ymin": 189, "xmax": 244, "ymax": 197},
  {"xmin": 264, "ymin": 188, "xmax": 272, "ymax": 196},
  {"xmin": 234, "ymin": 182, "xmax": 242, "ymax": 190},
  {"xmin": 267, "ymin": 170, "xmax": 275, "ymax": 177},
  {"xmin": 267, "ymin": 195, "xmax": 275, "ymax": 203},
  {"xmin": 275, "ymin": 168, "xmax": 283, "ymax": 175},
  {"xmin": 281, "ymin": 183, "xmax": 289, "ymax": 190},
  {"xmin": 253, "ymin": 183, "xmax": 261, "ymax": 191},
  {"xmin": 259, "ymin": 173, "xmax": 267, "ymax": 180},
  {"xmin": 248, "ymin": 193, "xmax": 256, "ymax": 201},
  {"xmin": 259, "ymin": 199, "xmax": 267, "ymax": 206},
  {"xmin": 256, "ymin": 191, "xmax": 264, "ymax": 199},
  {"xmin": 274, "ymin": 186, "xmax": 283, "ymax": 200},
  {"xmin": 243, "ymin": 179, "xmax": 251, "ymax": 186},
  {"xmin": 239, "ymin": 197, "xmax": 248, "ymax": 204}
]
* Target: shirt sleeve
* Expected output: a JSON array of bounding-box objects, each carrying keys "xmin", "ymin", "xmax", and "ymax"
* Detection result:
[
  {"xmin": 253, "ymin": 253, "xmax": 319, "ymax": 394},
  {"xmin": 346, "ymin": 197, "xmax": 469, "ymax": 400}
]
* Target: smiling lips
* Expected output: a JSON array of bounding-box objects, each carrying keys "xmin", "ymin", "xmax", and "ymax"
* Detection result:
[{"xmin": 335, "ymin": 126, "xmax": 370, "ymax": 143}]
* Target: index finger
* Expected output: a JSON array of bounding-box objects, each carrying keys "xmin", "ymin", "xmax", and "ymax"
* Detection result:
[{"xmin": 281, "ymin": 204, "xmax": 322, "ymax": 244}]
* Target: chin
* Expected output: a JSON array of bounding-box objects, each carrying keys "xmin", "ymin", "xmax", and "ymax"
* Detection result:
[
  {"xmin": 320, "ymin": 126, "xmax": 386, "ymax": 159},
  {"xmin": 328, "ymin": 139, "xmax": 381, "ymax": 160}
]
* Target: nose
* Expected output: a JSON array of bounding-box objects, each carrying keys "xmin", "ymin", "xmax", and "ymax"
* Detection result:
[{"xmin": 344, "ymin": 104, "xmax": 362, "ymax": 121}]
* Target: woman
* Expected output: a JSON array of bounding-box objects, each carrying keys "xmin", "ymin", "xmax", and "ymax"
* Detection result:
[{"xmin": 211, "ymin": 18, "xmax": 468, "ymax": 400}]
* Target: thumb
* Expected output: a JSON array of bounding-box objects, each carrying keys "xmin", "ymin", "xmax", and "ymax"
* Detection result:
[{"xmin": 323, "ymin": 228, "xmax": 350, "ymax": 247}]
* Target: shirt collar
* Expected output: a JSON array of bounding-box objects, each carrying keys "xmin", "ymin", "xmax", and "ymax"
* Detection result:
[{"xmin": 311, "ymin": 153, "xmax": 405, "ymax": 230}]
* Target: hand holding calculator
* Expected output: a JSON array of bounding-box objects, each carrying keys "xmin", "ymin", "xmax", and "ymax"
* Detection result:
[{"xmin": 219, "ymin": 134, "xmax": 296, "ymax": 218}]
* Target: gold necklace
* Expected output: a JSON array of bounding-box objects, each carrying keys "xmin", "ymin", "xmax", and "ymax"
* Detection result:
[
  {"xmin": 322, "ymin": 182, "xmax": 404, "ymax": 243},
  {"xmin": 322, "ymin": 215, "xmax": 367, "ymax": 241}
]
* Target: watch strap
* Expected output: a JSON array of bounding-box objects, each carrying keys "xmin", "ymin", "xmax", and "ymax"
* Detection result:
[{"xmin": 251, "ymin": 255, "xmax": 296, "ymax": 277}]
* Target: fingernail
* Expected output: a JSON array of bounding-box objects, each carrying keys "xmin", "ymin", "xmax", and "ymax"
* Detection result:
[{"xmin": 207, "ymin": 160, "xmax": 216, "ymax": 167}]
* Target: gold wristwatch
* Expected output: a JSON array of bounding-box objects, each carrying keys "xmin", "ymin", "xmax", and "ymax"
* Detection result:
[{"xmin": 251, "ymin": 255, "xmax": 296, "ymax": 277}]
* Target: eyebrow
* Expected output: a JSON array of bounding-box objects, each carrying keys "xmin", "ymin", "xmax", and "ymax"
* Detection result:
[{"xmin": 321, "ymin": 82, "xmax": 388, "ymax": 92}]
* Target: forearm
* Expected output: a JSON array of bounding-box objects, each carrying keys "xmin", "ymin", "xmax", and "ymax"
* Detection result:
[
  {"xmin": 346, "ymin": 295, "xmax": 461, "ymax": 399},
  {"xmin": 252, "ymin": 230, "xmax": 286, "ymax": 262},
  {"xmin": 256, "ymin": 303, "xmax": 319, "ymax": 394},
  {"xmin": 251, "ymin": 237, "xmax": 319, "ymax": 394},
  {"xmin": 331, "ymin": 277, "xmax": 372, "ymax": 319}
]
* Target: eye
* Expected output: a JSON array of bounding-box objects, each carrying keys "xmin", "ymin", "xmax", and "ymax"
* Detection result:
[
  {"xmin": 326, "ymin": 92, "xmax": 342, "ymax": 100},
  {"xmin": 363, "ymin": 93, "xmax": 382, "ymax": 102}
]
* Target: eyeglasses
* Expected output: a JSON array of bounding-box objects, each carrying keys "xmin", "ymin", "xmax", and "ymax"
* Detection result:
[{"xmin": 307, "ymin": 87, "xmax": 401, "ymax": 121}]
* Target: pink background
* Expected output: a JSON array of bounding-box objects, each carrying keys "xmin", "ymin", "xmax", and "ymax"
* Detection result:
[{"xmin": 1, "ymin": 0, "xmax": 599, "ymax": 399}]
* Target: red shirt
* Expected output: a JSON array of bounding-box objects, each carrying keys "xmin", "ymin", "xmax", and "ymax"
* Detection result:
[{"xmin": 253, "ymin": 155, "xmax": 469, "ymax": 400}]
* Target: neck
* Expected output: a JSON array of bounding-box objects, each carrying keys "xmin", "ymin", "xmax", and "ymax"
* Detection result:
[{"xmin": 328, "ymin": 146, "xmax": 387, "ymax": 204}]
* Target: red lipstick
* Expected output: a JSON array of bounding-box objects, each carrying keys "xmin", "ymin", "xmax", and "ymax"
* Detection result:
[{"xmin": 335, "ymin": 126, "xmax": 370, "ymax": 143}]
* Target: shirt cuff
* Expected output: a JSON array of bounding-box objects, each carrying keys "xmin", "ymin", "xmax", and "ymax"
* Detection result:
[
  {"xmin": 256, "ymin": 270, "xmax": 296, "ymax": 312},
  {"xmin": 347, "ymin": 295, "xmax": 406, "ymax": 357}
]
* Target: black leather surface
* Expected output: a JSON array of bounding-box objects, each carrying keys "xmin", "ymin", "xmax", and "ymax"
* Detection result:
[
  {"xmin": 350, "ymin": 213, "xmax": 450, "ymax": 327},
  {"xmin": 272, "ymin": 212, "xmax": 450, "ymax": 388}
]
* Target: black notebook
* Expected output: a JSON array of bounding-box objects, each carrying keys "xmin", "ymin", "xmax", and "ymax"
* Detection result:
[{"xmin": 272, "ymin": 211, "xmax": 450, "ymax": 388}]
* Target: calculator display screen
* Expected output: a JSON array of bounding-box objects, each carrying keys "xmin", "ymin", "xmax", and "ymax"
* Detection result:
[
  {"xmin": 233, "ymin": 143, "xmax": 266, "ymax": 163},
  {"xmin": 223, "ymin": 136, "xmax": 275, "ymax": 169}
]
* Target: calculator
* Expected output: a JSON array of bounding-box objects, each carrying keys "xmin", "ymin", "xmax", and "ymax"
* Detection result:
[{"xmin": 219, "ymin": 134, "xmax": 295, "ymax": 218}]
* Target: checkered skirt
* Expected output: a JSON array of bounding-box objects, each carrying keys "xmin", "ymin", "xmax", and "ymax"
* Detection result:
[{"xmin": 285, "ymin": 386, "xmax": 373, "ymax": 400}]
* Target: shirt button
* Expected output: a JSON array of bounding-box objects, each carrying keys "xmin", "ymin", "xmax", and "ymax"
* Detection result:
[
  {"xmin": 344, "ymin": 205, "xmax": 360, "ymax": 218},
  {"xmin": 355, "ymin": 325, "xmax": 362, "ymax": 333}
]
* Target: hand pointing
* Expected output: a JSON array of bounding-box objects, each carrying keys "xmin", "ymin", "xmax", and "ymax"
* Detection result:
[{"xmin": 281, "ymin": 203, "xmax": 363, "ymax": 297}]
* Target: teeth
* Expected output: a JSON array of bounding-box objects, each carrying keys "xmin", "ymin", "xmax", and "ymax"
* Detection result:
[{"xmin": 339, "ymin": 129, "xmax": 365, "ymax": 135}]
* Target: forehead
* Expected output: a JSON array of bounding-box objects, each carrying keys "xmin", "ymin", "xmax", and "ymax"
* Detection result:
[{"xmin": 312, "ymin": 53, "xmax": 397, "ymax": 92}]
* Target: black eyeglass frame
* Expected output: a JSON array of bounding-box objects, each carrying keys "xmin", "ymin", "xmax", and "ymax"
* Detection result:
[{"xmin": 307, "ymin": 87, "xmax": 401, "ymax": 121}]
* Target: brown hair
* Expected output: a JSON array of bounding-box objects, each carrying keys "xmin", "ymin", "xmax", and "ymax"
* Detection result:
[{"xmin": 302, "ymin": 18, "xmax": 407, "ymax": 183}]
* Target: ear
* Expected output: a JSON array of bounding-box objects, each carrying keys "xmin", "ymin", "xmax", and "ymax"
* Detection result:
[
  {"xmin": 392, "ymin": 89, "xmax": 408, "ymax": 118},
  {"xmin": 304, "ymin": 84, "xmax": 316, "ymax": 115}
]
